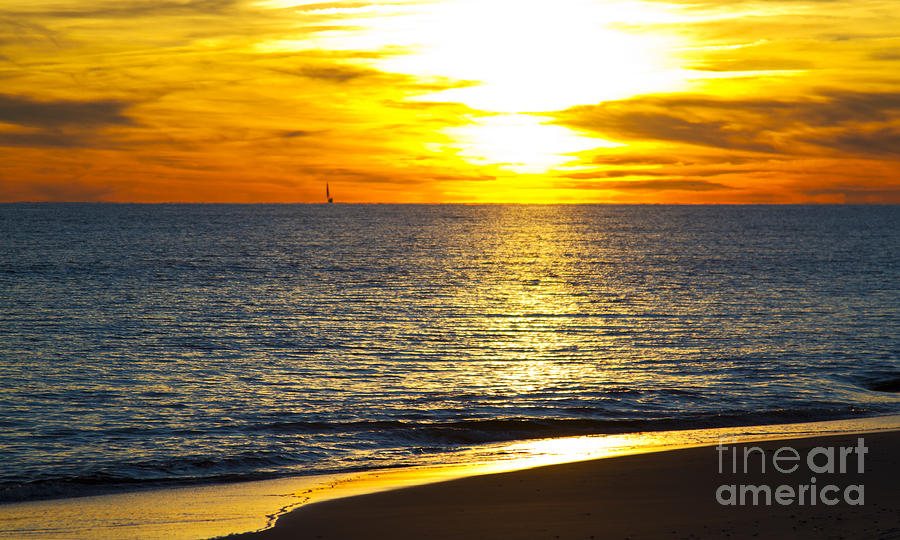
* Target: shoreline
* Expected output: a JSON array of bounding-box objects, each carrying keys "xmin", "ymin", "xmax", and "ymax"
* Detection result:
[
  {"xmin": 1, "ymin": 415, "xmax": 899, "ymax": 540},
  {"xmin": 238, "ymin": 429, "xmax": 900, "ymax": 540}
]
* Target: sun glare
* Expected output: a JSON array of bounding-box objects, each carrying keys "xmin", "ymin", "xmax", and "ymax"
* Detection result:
[
  {"xmin": 375, "ymin": 0, "xmax": 685, "ymax": 173},
  {"xmin": 254, "ymin": 0, "xmax": 688, "ymax": 175},
  {"xmin": 437, "ymin": 114, "xmax": 621, "ymax": 173},
  {"xmin": 251, "ymin": 1, "xmax": 690, "ymax": 176},
  {"xmin": 382, "ymin": 0, "xmax": 686, "ymax": 113}
]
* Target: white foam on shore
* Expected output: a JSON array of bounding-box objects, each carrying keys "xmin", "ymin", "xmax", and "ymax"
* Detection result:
[{"xmin": 1, "ymin": 414, "xmax": 898, "ymax": 540}]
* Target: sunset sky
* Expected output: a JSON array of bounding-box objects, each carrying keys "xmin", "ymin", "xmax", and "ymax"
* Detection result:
[{"xmin": 2, "ymin": 0, "xmax": 899, "ymax": 203}]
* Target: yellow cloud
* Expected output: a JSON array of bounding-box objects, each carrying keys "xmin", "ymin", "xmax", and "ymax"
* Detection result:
[{"xmin": 1, "ymin": 0, "xmax": 898, "ymax": 202}]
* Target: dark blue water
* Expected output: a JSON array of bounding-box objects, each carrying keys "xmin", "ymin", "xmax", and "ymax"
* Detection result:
[{"xmin": 1, "ymin": 204, "xmax": 898, "ymax": 503}]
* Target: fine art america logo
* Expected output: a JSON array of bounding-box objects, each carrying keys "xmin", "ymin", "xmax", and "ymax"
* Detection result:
[{"xmin": 715, "ymin": 438, "xmax": 867, "ymax": 506}]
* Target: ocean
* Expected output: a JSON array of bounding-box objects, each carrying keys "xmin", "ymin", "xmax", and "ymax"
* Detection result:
[{"xmin": 1, "ymin": 203, "xmax": 898, "ymax": 504}]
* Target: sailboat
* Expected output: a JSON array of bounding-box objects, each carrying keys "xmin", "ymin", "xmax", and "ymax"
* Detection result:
[{"xmin": 326, "ymin": 183, "xmax": 334, "ymax": 203}]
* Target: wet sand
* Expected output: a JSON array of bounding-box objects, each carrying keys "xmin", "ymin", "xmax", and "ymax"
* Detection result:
[{"xmin": 234, "ymin": 430, "xmax": 900, "ymax": 540}]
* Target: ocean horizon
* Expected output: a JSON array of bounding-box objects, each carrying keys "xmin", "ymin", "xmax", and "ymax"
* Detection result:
[{"xmin": 2, "ymin": 203, "xmax": 899, "ymax": 505}]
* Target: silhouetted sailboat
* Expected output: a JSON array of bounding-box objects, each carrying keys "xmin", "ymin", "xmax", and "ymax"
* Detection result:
[{"xmin": 326, "ymin": 183, "xmax": 333, "ymax": 203}]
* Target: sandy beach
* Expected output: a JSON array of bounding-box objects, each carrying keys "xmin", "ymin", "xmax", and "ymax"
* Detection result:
[{"xmin": 235, "ymin": 430, "xmax": 900, "ymax": 540}]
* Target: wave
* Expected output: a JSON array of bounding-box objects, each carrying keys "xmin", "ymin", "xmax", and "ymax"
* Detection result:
[
  {"xmin": 858, "ymin": 372, "xmax": 900, "ymax": 393},
  {"xmin": 252, "ymin": 406, "xmax": 873, "ymax": 441},
  {"xmin": 0, "ymin": 406, "xmax": 889, "ymax": 505}
]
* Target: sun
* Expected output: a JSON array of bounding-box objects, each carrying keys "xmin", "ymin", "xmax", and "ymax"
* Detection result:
[
  {"xmin": 374, "ymin": 0, "xmax": 688, "ymax": 173},
  {"xmin": 373, "ymin": 0, "xmax": 686, "ymax": 113},
  {"xmin": 264, "ymin": 0, "xmax": 689, "ymax": 175},
  {"xmin": 435, "ymin": 114, "xmax": 621, "ymax": 174}
]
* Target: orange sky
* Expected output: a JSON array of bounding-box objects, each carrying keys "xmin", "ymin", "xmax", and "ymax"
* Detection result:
[{"xmin": 1, "ymin": 0, "xmax": 899, "ymax": 203}]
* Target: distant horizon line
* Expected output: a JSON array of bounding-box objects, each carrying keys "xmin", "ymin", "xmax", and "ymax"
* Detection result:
[{"xmin": 1, "ymin": 201, "xmax": 897, "ymax": 206}]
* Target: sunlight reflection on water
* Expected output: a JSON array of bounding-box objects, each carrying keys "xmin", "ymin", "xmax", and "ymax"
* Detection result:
[{"xmin": 1, "ymin": 203, "xmax": 898, "ymax": 506}]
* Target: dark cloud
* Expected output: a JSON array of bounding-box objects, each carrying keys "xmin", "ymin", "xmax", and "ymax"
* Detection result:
[
  {"xmin": 295, "ymin": 2, "xmax": 376, "ymax": 11},
  {"xmin": 687, "ymin": 58, "xmax": 812, "ymax": 72},
  {"xmin": 560, "ymin": 104, "xmax": 779, "ymax": 153},
  {"xmin": 28, "ymin": 180, "xmax": 114, "ymax": 202},
  {"xmin": 803, "ymin": 127, "xmax": 900, "ymax": 158},
  {"xmin": 622, "ymin": 91, "xmax": 900, "ymax": 126},
  {"xmin": 382, "ymin": 99, "xmax": 472, "ymax": 111},
  {"xmin": 270, "ymin": 62, "xmax": 475, "ymax": 95},
  {"xmin": 562, "ymin": 179, "xmax": 734, "ymax": 192},
  {"xmin": 651, "ymin": 0, "xmax": 854, "ymax": 5},
  {"xmin": 591, "ymin": 155, "xmax": 686, "ymax": 166},
  {"xmin": 283, "ymin": 47, "xmax": 412, "ymax": 60},
  {"xmin": 0, "ymin": 93, "xmax": 134, "ymax": 128},
  {"xmin": 313, "ymin": 168, "xmax": 430, "ymax": 185},
  {"xmin": 870, "ymin": 50, "xmax": 900, "ymax": 61},
  {"xmin": 272, "ymin": 64, "xmax": 380, "ymax": 83},
  {"xmin": 4, "ymin": 0, "xmax": 237, "ymax": 19},
  {"xmin": 0, "ymin": 18, "xmax": 60, "ymax": 49},
  {"xmin": 567, "ymin": 167, "xmax": 744, "ymax": 179},
  {"xmin": 604, "ymin": 180, "xmax": 734, "ymax": 191},
  {"xmin": 792, "ymin": 91, "xmax": 900, "ymax": 125},
  {"xmin": 0, "ymin": 130, "xmax": 99, "ymax": 148},
  {"xmin": 803, "ymin": 185, "xmax": 900, "ymax": 203},
  {"xmin": 0, "ymin": 94, "xmax": 137, "ymax": 149},
  {"xmin": 312, "ymin": 167, "xmax": 494, "ymax": 186},
  {"xmin": 567, "ymin": 169, "xmax": 670, "ymax": 179},
  {"xmin": 556, "ymin": 90, "xmax": 900, "ymax": 157},
  {"xmin": 299, "ymin": 65, "xmax": 376, "ymax": 82},
  {"xmin": 816, "ymin": 31, "xmax": 900, "ymax": 42}
]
